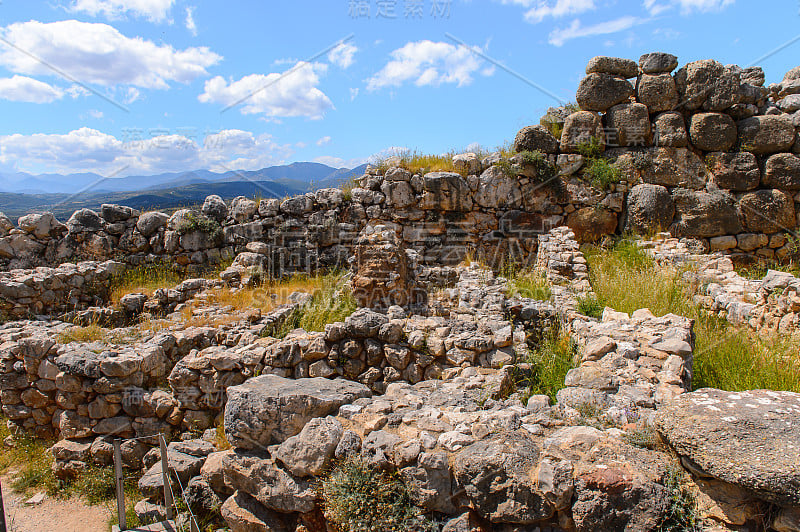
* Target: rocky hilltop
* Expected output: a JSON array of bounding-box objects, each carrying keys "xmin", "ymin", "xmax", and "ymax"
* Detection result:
[{"xmin": 0, "ymin": 52, "xmax": 799, "ymax": 532}]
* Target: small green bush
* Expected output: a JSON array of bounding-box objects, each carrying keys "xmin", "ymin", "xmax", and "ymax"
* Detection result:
[
  {"xmin": 506, "ymin": 270, "xmax": 552, "ymax": 301},
  {"xmin": 270, "ymin": 270, "xmax": 357, "ymax": 337},
  {"xmin": 576, "ymin": 294, "xmax": 603, "ymax": 318},
  {"xmin": 585, "ymin": 157, "xmax": 622, "ymax": 190},
  {"xmin": 518, "ymin": 333, "xmax": 578, "ymax": 404},
  {"xmin": 576, "ymin": 137, "xmax": 604, "ymax": 159},
  {"xmin": 177, "ymin": 211, "xmax": 222, "ymax": 239},
  {"xmin": 657, "ymin": 467, "xmax": 702, "ymax": 532},
  {"xmin": 322, "ymin": 458, "xmax": 434, "ymax": 532}
]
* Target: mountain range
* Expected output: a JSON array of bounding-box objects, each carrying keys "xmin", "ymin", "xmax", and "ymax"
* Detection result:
[{"xmin": 0, "ymin": 162, "xmax": 367, "ymax": 220}]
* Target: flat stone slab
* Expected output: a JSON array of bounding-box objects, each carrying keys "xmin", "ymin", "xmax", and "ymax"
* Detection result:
[
  {"xmin": 655, "ymin": 388, "xmax": 800, "ymax": 505},
  {"xmin": 224, "ymin": 375, "xmax": 371, "ymax": 450}
]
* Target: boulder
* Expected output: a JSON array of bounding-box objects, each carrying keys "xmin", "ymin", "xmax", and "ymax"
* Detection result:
[
  {"xmin": 221, "ymin": 491, "xmax": 289, "ymax": 532},
  {"xmin": 642, "ymin": 147, "xmax": 707, "ymax": 189},
  {"xmin": 560, "ymin": 111, "xmax": 604, "ymax": 154},
  {"xmin": 66, "ymin": 209, "xmax": 104, "ymax": 233},
  {"xmin": 763, "ymin": 153, "xmax": 800, "ymax": 191},
  {"xmin": 688, "ymin": 113, "xmax": 736, "ymax": 152},
  {"xmin": 138, "ymin": 451, "xmax": 204, "ymax": 499},
  {"xmin": 17, "ymin": 212, "xmax": 63, "ymax": 239},
  {"xmin": 419, "ymin": 172, "xmax": 472, "ymax": 211},
  {"xmin": 224, "ymin": 375, "xmax": 370, "ymax": 449},
  {"xmin": 737, "ymin": 115, "xmax": 795, "ymax": 155},
  {"xmin": 230, "ymin": 196, "xmax": 258, "ymax": 223},
  {"xmin": 652, "ymin": 112, "xmax": 688, "ymax": 147},
  {"xmin": 474, "ymin": 166, "xmax": 522, "ymax": 209},
  {"xmin": 605, "ymin": 103, "xmax": 650, "ymax": 147},
  {"xmin": 0, "ymin": 212, "xmax": 14, "ymax": 236},
  {"xmin": 671, "ymin": 188, "xmax": 742, "ymax": 237},
  {"xmin": 636, "ymin": 74, "xmax": 678, "ymax": 113},
  {"xmin": 706, "ymin": 152, "xmax": 760, "ymax": 191},
  {"xmin": 639, "ymin": 52, "xmax": 678, "ymax": 74},
  {"xmin": 100, "ymin": 204, "xmax": 136, "ymax": 223},
  {"xmin": 675, "ymin": 60, "xmax": 739, "ymax": 111},
  {"xmin": 269, "ymin": 415, "xmax": 343, "ymax": 477},
  {"xmin": 586, "ymin": 56, "xmax": 638, "ymax": 78},
  {"xmin": 513, "ymin": 125, "xmax": 559, "ymax": 154},
  {"xmin": 315, "ymin": 188, "xmax": 345, "ymax": 208},
  {"xmin": 566, "ymin": 207, "xmax": 618, "ymax": 243},
  {"xmin": 738, "ymin": 189, "xmax": 796, "ymax": 233},
  {"xmin": 223, "ymin": 451, "xmax": 316, "ymax": 513},
  {"xmin": 201, "ymin": 195, "xmax": 228, "ymax": 222},
  {"xmin": 655, "ymin": 389, "xmax": 800, "ymax": 505},
  {"xmin": 576, "ymin": 73, "xmax": 634, "ymax": 112},
  {"xmin": 136, "ymin": 212, "xmax": 169, "ymax": 237},
  {"xmin": 452, "ymin": 432, "xmax": 552, "ymax": 524},
  {"xmin": 452, "ymin": 152, "xmax": 482, "ymax": 175}
]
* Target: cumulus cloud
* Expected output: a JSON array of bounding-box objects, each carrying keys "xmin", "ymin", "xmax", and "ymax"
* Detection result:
[
  {"xmin": 199, "ymin": 62, "xmax": 333, "ymax": 119},
  {"xmin": 0, "ymin": 127, "xmax": 294, "ymax": 176},
  {"xmin": 67, "ymin": 0, "xmax": 175, "ymax": 22},
  {"xmin": 367, "ymin": 40, "xmax": 492, "ymax": 91},
  {"xmin": 0, "ymin": 20, "xmax": 221, "ymax": 89},
  {"xmin": 0, "ymin": 75, "xmax": 64, "ymax": 103},
  {"xmin": 185, "ymin": 6, "xmax": 197, "ymax": 36},
  {"xmin": 548, "ymin": 16, "xmax": 646, "ymax": 46},
  {"xmin": 316, "ymin": 136, "xmax": 332, "ymax": 146},
  {"xmin": 499, "ymin": 0, "xmax": 596, "ymax": 23},
  {"xmin": 328, "ymin": 42, "xmax": 358, "ymax": 69}
]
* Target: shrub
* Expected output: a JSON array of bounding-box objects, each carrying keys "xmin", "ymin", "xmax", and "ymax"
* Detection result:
[
  {"xmin": 321, "ymin": 457, "xmax": 434, "ymax": 532},
  {"xmin": 576, "ymin": 294, "xmax": 603, "ymax": 318},
  {"xmin": 584, "ymin": 157, "xmax": 622, "ymax": 190},
  {"xmin": 518, "ymin": 332, "xmax": 578, "ymax": 403},
  {"xmin": 576, "ymin": 137, "xmax": 604, "ymax": 159},
  {"xmin": 269, "ymin": 270, "xmax": 357, "ymax": 337},
  {"xmin": 177, "ymin": 211, "xmax": 222, "ymax": 239},
  {"xmin": 657, "ymin": 467, "xmax": 701, "ymax": 532}
]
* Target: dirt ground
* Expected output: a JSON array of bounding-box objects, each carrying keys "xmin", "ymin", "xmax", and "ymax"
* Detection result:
[{"xmin": 0, "ymin": 475, "xmax": 112, "ymax": 532}]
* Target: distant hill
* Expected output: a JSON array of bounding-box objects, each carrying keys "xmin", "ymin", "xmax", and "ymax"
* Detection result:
[{"xmin": 0, "ymin": 161, "xmax": 367, "ymax": 220}]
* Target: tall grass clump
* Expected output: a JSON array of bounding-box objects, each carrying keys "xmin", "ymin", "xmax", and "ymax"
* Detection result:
[
  {"xmin": 271, "ymin": 270, "xmax": 357, "ymax": 337},
  {"xmin": 506, "ymin": 269, "xmax": 552, "ymax": 301},
  {"xmin": 657, "ymin": 467, "xmax": 702, "ymax": 532},
  {"xmin": 584, "ymin": 238, "xmax": 800, "ymax": 393},
  {"xmin": 321, "ymin": 457, "xmax": 435, "ymax": 532},
  {"xmin": 110, "ymin": 261, "xmax": 185, "ymax": 304},
  {"xmin": 518, "ymin": 333, "xmax": 578, "ymax": 404},
  {"xmin": 0, "ymin": 421, "xmax": 57, "ymax": 495}
]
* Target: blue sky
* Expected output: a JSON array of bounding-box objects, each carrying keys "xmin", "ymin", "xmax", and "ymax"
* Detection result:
[{"xmin": 0, "ymin": 0, "xmax": 799, "ymax": 177}]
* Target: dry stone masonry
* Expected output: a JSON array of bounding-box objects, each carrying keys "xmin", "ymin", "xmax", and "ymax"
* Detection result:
[{"xmin": 0, "ymin": 51, "xmax": 799, "ymax": 532}]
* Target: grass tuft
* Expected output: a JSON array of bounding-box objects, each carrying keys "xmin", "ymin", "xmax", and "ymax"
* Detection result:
[
  {"xmin": 657, "ymin": 467, "xmax": 702, "ymax": 532},
  {"xmin": 575, "ymin": 295, "xmax": 603, "ymax": 319},
  {"xmin": 271, "ymin": 270, "xmax": 357, "ymax": 337},
  {"xmin": 584, "ymin": 238, "xmax": 800, "ymax": 393},
  {"xmin": 517, "ymin": 332, "xmax": 578, "ymax": 404},
  {"xmin": 506, "ymin": 270, "xmax": 552, "ymax": 301}
]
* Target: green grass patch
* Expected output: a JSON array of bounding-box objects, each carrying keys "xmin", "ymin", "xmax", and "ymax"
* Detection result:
[
  {"xmin": 506, "ymin": 269, "xmax": 552, "ymax": 301},
  {"xmin": 584, "ymin": 238, "xmax": 800, "ymax": 393},
  {"xmin": 321, "ymin": 457, "xmax": 435, "ymax": 532},
  {"xmin": 270, "ymin": 269, "xmax": 357, "ymax": 337},
  {"xmin": 575, "ymin": 294, "xmax": 603, "ymax": 319},
  {"xmin": 517, "ymin": 333, "xmax": 578, "ymax": 404}
]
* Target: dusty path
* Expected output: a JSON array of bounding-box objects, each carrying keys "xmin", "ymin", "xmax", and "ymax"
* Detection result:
[{"xmin": 0, "ymin": 476, "xmax": 112, "ymax": 532}]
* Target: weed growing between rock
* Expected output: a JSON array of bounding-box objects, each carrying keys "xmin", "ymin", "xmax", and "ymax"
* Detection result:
[
  {"xmin": 505, "ymin": 269, "xmax": 552, "ymax": 301},
  {"xmin": 584, "ymin": 238, "xmax": 800, "ymax": 393},
  {"xmin": 271, "ymin": 269, "xmax": 357, "ymax": 337},
  {"xmin": 576, "ymin": 294, "xmax": 603, "ymax": 318},
  {"xmin": 517, "ymin": 332, "xmax": 578, "ymax": 404},
  {"xmin": 321, "ymin": 457, "xmax": 435, "ymax": 532},
  {"xmin": 657, "ymin": 467, "xmax": 702, "ymax": 532}
]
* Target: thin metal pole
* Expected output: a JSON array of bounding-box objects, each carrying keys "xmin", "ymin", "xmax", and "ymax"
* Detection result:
[
  {"xmin": 113, "ymin": 439, "xmax": 126, "ymax": 531},
  {"xmin": 159, "ymin": 434, "xmax": 175, "ymax": 520}
]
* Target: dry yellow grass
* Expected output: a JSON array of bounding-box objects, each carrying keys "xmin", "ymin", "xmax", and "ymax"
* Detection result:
[{"xmin": 376, "ymin": 144, "xmax": 514, "ymax": 176}]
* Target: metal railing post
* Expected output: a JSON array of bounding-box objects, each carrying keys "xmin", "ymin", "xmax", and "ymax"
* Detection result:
[
  {"xmin": 159, "ymin": 434, "xmax": 175, "ymax": 520},
  {"xmin": 113, "ymin": 439, "xmax": 126, "ymax": 531}
]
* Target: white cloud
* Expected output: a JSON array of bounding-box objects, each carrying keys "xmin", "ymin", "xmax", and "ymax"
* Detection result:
[
  {"xmin": 0, "ymin": 20, "xmax": 221, "ymax": 89},
  {"xmin": 499, "ymin": 0, "xmax": 596, "ymax": 23},
  {"xmin": 0, "ymin": 127, "xmax": 294, "ymax": 176},
  {"xmin": 0, "ymin": 75, "xmax": 63, "ymax": 103},
  {"xmin": 644, "ymin": 0, "xmax": 734, "ymax": 14},
  {"xmin": 313, "ymin": 155, "xmax": 368, "ymax": 169},
  {"xmin": 350, "ymin": 87, "xmax": 359, "ymax": 101},
  {"xmin": 185, "ymin": 6, "xmax": 197, "ymax": 36},
  {"xmin": 548, "ymin": 16, "xmax": 646, "ymax": 46},
  {"xmin": 328, "ymin": 42, "xmax": 358, "ymax": 69},
  {"xmin": 88, "ymin": 109, "xmax": 104, "ymax": 118},
  {"xmin": 316, "ymin": 136, "xmax": 332, "ymax": 146},
  {"xmin": 67, "ymin": 0, "xmax": 175, "ymax": 22},
  {"xmin": 199, "ymin": 62, "xmax": 333, "ymax": 120},
  {"xmin": 367, "ymin": 40, "xmax": 492, "ymax": 91}
]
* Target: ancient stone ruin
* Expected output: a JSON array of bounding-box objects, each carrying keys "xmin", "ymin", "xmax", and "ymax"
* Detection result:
[{"xmin": 1, "ymin": 52, "xmax": 799, "ymax": 531}]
